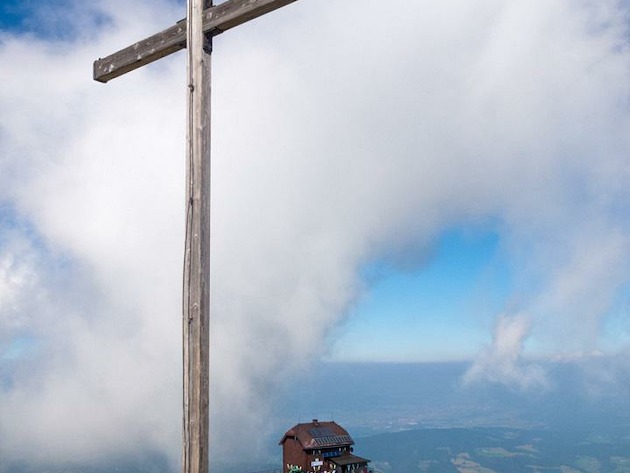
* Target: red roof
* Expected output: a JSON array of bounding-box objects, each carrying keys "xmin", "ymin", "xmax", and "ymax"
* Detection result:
[{"xmin": 279, "ymin": 420, "xmax": 355, "ymax": 449}]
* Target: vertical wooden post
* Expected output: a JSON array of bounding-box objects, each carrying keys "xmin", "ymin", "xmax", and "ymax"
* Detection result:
[
  {"xmin": 182, "ymin": 0, "xmax": 211, "ymax": 472},
  {"xmin": 94, "ymin": 3, "xmax": 301, "ymax": 473}
]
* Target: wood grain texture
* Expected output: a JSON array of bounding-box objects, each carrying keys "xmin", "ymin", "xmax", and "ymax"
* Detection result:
[
  {"xmin": 93, "ymin": 0, "xmax": 298, "ymax": 83},
  {"xmin": 182, "ymin": 0, "xmax": 211, "ymax": 472},
  {"xmin": 93, "ymin": 2, "xmax": 302, "ymax": 472}
]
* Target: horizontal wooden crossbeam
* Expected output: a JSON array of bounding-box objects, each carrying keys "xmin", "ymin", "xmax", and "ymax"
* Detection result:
[{"xmin": 93, "ymin": 0, "xmax": 298, "ymax": 83}]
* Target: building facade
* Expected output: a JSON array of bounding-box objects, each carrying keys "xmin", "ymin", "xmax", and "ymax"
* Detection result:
[{"xmin": 279, "ymin": 420, "xmax": 370, "ymax": 473}]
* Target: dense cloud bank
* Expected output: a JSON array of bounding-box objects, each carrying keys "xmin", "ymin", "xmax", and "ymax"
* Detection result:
[{"xmin": 1, "ymin": 0, "xmax": 629, "ymax": 469}]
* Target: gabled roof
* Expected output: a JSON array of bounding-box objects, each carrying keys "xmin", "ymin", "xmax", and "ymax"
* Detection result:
[{"xmin": 279, "ymin": 420, "xmax": 355, "ymax": 449}]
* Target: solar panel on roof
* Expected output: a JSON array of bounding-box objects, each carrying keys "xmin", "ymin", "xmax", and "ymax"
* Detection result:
[
  {"xmin": 312, "ymin": 435, "xmax": 352, "ymax": 447},
  {"xmin": 308, "ymin": 427, "xmax": 335, "ymax": 438}
]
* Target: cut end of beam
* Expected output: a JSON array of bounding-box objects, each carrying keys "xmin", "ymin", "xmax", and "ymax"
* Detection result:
[{"xmin": 93, "ymin": 59, "xmax": 120, "ymax": 83}]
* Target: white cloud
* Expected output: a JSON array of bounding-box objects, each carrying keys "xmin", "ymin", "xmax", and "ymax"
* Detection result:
[
  {"xmin": 0, "ymin": 231, "xmax": 41, "ymax": 337},
  {"xmin": 463, "ymin": 313, "xmax": 548, "ymax": 390},
  {"xmin": 1, "ymin": 0, "xmax": 630, "ymax": 469}
]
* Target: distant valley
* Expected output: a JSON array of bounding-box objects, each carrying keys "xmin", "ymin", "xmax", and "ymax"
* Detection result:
[
  {"xmin": 5, "ymin": 361, "xmax": 630, "ymax": 473},
  {"xmin": 359, "ymin": 426, "xmax": 630, "ymax": 473}
]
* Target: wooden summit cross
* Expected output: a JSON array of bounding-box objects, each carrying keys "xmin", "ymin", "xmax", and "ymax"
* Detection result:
[{"xmin": 93, "ymin": 1, "xmax": 300, "ymax": 472}]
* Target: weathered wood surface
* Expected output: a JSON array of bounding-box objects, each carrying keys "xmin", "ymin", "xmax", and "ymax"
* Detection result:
[
  {"xmin": 93, "ymin": 2, "xmax": 303, "ymax": 473},
  {"xmin": 93, "ymin": 0, "xmax": 298, "ymax": 83},
  {"xmin": 181, "ymin": 0, "xmax": 211, "ymax": 472}
]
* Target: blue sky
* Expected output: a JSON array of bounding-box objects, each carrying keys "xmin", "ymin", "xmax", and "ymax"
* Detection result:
[
  {"xmin": 1, "ymin": 0, "xmax": 630, "ymax": 468},
  {"xmin": 330, "ymin": 228, "xmax": 512, "ymax": 362},
  {"xmin": 0, "ymin": 1, "xmax": 62, "ymax": 35},
  {"xmin": 0, "ymin": 1, "xmax": 21, "ymax": 31},
  {"xmin": 332, "ymin": 221, "xmax": 630, "ymax": 362}
]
